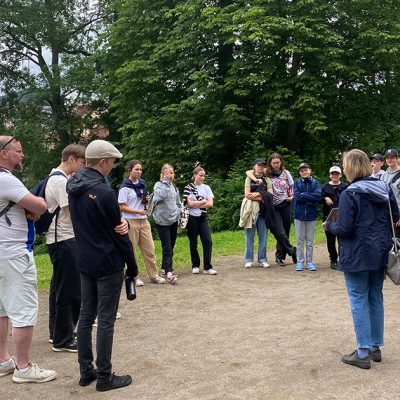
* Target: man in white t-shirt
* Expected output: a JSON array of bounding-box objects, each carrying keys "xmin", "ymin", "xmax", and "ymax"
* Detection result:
[
  {"xmin": 0, "ymin": 135, "xmax": 57, "ymax": 383},
  {"xmin": 45, "ymin": 144, "xmax": 86, "ymax": 353}
]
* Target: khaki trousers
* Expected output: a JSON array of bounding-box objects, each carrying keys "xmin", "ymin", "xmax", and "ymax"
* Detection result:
[{"xmin": 127, "ymin": 219, "xmax": 158, "ymax": 279}]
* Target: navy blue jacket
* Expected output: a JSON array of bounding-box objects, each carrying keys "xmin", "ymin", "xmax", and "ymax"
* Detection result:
[
  {"xmin": 326, "ymin": 177, "xmax": 399, "ymax": 273},
  {"xmin": 293, "ymin": 177, "xmax": 321, "ymax": 221},
  {"xmin": 67, "ymin": 167, "xmax": 138, "ymax": 278}
]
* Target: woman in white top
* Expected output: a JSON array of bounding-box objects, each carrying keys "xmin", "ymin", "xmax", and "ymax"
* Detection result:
[
  {"xmin": 118, "ymin": 160, "xmax": 165, "ymax": 285},
  {"xmin": 183, "ymin": 167, "xmax": 217, "ymax": 275}
]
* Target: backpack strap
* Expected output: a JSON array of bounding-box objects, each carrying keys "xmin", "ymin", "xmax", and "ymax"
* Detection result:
[
  {"xmin": 0, "ymin": 166, "xmax": 16, "ymax": 226},
  {"xmin": 391, "ymin": 170, "xmax": 400, "ymax": 185}
]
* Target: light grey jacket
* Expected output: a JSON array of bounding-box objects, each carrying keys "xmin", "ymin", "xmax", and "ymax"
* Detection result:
[
  {"xmin": 153, "ymin": 180, "xmax": 181, "ymax": 226},
  {"xmin": 382, "ymin": 168, "xmax": 400, "ymax": 209}
]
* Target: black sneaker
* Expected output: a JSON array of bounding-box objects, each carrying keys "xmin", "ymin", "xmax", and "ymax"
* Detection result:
[
  {"xmin": 79, "ymin": 370, "xmax": 97, "ymax": 387},
  {"xmin": 96, "ymin": 373, "xmax": 132, "ymax": 392},
  {"xmin": 342, "ymin": 350, "xmax": 370, "ymax": 369},
  {"xmin": 369, "ymin": 348, "xmax": 382, "ymax": 362},
  {"xmin": 52, "ymin": 337, "xmax": 78, "ymax": 353},
  {"xmin": 275, "ymin": 259, "xmax": 285, "ymax": 266},
  {"xmin": 330, "ymin": 261, "xmax": 337, "ymax": 270},
  {"xmin": 291, "ymin": 246, "xmax": 297, "ymax": 264}
]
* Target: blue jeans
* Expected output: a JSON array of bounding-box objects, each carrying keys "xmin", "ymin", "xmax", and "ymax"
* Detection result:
[
  {"xmin": 344, "ymin": 270, "xmax": 384, "ymax": 349},
  {"xmin": 77, "ymin": 270, "xmax": 124, "ymax": 382},
  {"xmin": 244, "ymin": 215, "xmax": 268, "ymax": 263}
]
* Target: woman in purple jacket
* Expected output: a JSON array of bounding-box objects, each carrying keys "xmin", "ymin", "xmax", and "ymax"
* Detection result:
[{"xmin": 324, "ymin": 149, "xmax": 399, "ymax": 370}]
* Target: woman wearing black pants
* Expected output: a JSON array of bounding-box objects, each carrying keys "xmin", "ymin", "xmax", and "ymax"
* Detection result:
[
  {"xmin": 153, "ymin": 164, "xmax": 181, "ymax": 284},
  {"xmin": 183, "ymin": 167, "xmax": 218, "ymax": 275}
]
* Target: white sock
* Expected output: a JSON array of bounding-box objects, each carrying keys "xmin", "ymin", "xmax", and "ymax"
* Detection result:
[{"xmin": 0, "ymin": 357, "xmax": 12, "ymax": 366}]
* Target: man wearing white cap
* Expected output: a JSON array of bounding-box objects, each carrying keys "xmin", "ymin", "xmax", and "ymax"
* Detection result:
[
  {"xmin": 321, "ymin": 166, "xmax": 348, "ymax": 269},
  {"xmin": 67, "ymin": 140, "xmax": 138, "ymax": 392}
]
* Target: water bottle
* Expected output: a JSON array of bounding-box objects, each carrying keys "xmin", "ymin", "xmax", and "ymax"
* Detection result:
[{"xmin": 125, "ymin": 275, "xmax": 136, "ymax": 301}]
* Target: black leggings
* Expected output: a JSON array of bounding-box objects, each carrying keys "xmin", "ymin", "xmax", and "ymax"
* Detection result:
[{"xmin": 274, "ymin": 200, "xmax": 293, "ymax": 260}]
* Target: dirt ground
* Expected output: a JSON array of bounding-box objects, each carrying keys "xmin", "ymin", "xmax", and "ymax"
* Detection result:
[{"xmin": 3, "ymin": 244, "xmax": 400, "ymax": 400}]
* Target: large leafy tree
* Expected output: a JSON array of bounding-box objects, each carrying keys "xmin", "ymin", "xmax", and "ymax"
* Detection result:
[
  {"xmin": 103, "ymin": 0, "xmax": 400, "ymax": 180},
  {"xmin": 0, "ymin": 0, "xmax": 111, "ymax": 180}
]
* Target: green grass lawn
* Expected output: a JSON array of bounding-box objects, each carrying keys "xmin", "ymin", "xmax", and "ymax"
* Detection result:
[{"xmin": 35, "ymin": 222, "xmax": 327, "ymax": 290}]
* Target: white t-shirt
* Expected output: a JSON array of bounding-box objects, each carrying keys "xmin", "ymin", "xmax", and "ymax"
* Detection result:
[
  {"xmin": 188, "ymin": 183, "xmax": 214, "ymax": 217},
  {"xmin": 45, "ymin": 168, "xmax": 75, "ymax": 244},
  {"xmin": 0, "ymin": 170, "xmax": 34, "ymax": 259},
  {"xmin": 118, "ymin": 184, "xmax": 146, "ymax": 220}
]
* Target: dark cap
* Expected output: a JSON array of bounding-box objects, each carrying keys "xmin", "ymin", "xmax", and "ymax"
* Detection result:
[
  {"xmin": 253, "ymin": 158, "xmax": 266, "ymax": 165},
  {"xmin": 385, "ymin": 149, "xmax": 399, "ymax": 157},
  {"xmin": 298, "ymin": 162, "xmax": 310, "ymax": 171},
  {"xmin": 370, "ymin": 153, "xmax": 384, "ymax": 162}
]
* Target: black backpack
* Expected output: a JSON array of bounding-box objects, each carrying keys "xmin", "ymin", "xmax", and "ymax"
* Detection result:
[{"xmin": 31, "ymin": 171, "xmax": 67, "ymax": 236}]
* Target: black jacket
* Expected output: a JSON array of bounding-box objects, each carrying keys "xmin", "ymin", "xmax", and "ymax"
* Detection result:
[{"xmin": 67, "ymin": 167, "xmax": 138, "ymax": 278}]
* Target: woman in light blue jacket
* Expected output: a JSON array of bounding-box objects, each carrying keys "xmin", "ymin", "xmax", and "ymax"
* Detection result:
[{"xmin": 153, "ymin": 164, "xmax": 181, "ymax": 284}]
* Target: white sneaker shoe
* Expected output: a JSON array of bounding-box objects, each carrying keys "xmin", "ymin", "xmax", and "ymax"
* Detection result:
[
  {"xmin": 116, "ymin": 312, "xmax": 121, "ymax": 319},
  {"xmin": 261, "ymin": 262, "xmax": 271, "ymax": 268},
  {"xmin": 12, "ymin": 362, "xmax": 57, "ymax": 383},
  {"xmin": 0, "ymin": 356, "xmax": 16, "ymax": 376},
  {"xmin": 203, "ymin": 268, "xmax": 218, "ymax": 275},
  {"xmin": 136, "ymin": 278, "xmax": 144, "ymax": 287},
  {"xmin": 245, "ymin": 262, "xmax": 253, "ymax": 268},
  {"xmin": 192, "ymin": 267, "xmax": 200, "ymax": 274}
]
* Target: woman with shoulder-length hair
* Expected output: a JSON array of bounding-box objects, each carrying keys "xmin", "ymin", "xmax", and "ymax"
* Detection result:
[
  {"xmin": 183, "ymin": 166, "xmax": 217, "ymax": 275},
  {"xmin": 118, "ymin": 160, "xmax": 165, "ymax": 286},
  {"xmin": 324, "ymin": 149, "xmax": 399, "ymax": 369},
  {"xmin": 246, "ymin": 152, "xmax": 297, "ymax": 265},
  {"xmin": 153, "ymin": 164, "xmax": 181, "ymax": 284}
]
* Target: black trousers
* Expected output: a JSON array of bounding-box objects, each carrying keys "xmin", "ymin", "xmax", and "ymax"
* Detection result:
[
  {"xmin": 325, "ymin": 230, "xmax": 338, "ymax": 262},
  {"xmin": 274, "ymin": 201, "xmax": 292, "ymax": 260},
  {"xmin": 47, "ymin": 238, "xmax": 81, "ymax": 347},
  {"xmin": 187, "ymin": 214, "xmax": 213, "ymax": 270},
  {"xmin": 78, "ymin": 270, "xmax": 123, "ymax": 383},
  {"xmin": 156, "ymin": 222, "xmax": 178, "ymax": 273}
]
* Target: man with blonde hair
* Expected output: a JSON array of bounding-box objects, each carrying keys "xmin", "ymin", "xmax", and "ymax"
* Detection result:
[{"xmin": 0, "ymin": 136, "xmax": 57, "ymax": 383}]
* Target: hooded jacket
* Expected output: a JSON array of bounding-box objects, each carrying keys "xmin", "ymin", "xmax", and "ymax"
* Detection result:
[
  {"xmin": 326, "ymin": 177, "xmax": 399, "ymax": 273},
  {"xmin": 67, "ymin": 167, "xmax": 138, "ymax": 278}
]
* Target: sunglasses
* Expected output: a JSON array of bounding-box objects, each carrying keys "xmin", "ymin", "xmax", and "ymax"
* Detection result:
[{"xmin": 1, "ymin": 136, "xmax": 18, "ymax": 151}]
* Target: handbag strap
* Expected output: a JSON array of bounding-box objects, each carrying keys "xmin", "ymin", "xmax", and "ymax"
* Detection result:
[{"xmin": 387, "ymin": 199, "xmax": 398, "ymax": 253}]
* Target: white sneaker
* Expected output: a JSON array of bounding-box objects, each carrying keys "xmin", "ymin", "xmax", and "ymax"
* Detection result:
[
  {"xmin": 116, "ymin": 312, "xmax": 121, "ymax": 319},
  {"xmin": 0, "ymin": 356, "xmax": 16, "ymax": 376},
  {"xmin": 12, "ymin": 362, "xmax": 57, "ymax": 383},
  {"xmin": 245, "ymin": 262, "xmax": 253, "ymax": 268},
  {"xmin": 151, "ymin": 276, "xmax": 166, "ymax": 284},
  {"xmin": 203, "ymin": 268, "xmax": 218, "ymax": 275},
  {"xmin": 136, "ymin": 278, "xmax": 144, "ymax": 287},
  {"xmin": 261, "ymin": 262, "xmax": 271, "ymax": 268},
  {"xmin": 192, "ymin": 267, "xmax": 200, "ymax": 274}
]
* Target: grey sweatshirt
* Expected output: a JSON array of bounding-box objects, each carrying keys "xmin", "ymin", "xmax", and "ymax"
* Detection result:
[
  {"xmin": 382, "ymin": 168, "xmax": 400, "ymax": 209},
  {"xmin": 152, "ymin": 180, "xmax": 181, "ymax": 226}
]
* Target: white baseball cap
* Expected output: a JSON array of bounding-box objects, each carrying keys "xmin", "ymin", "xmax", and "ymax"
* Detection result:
[{"xmin": 329, "ymin": 166, "xmax": 342, "ymax": 174}]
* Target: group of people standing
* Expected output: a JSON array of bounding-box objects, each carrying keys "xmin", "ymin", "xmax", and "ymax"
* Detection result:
[
  {"xmin": 2, "ymin": 134, "xmax": 400, "ymax": 392},
  {"xmin": 118, "ymin": 161, "xmax": 218, "ymax": 285},
  {"xmin": 242, "ymin": 148, "xmax": 400, "ymax": 370},
  {"xmin": 0, "ymin": 137, "xmax": 217, "ymax": 391}
]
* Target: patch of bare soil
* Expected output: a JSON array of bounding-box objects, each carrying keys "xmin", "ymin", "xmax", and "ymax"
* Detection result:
[{"xmin": 3, "ymin": 244, "xmax": 400, "ymax": 400}]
